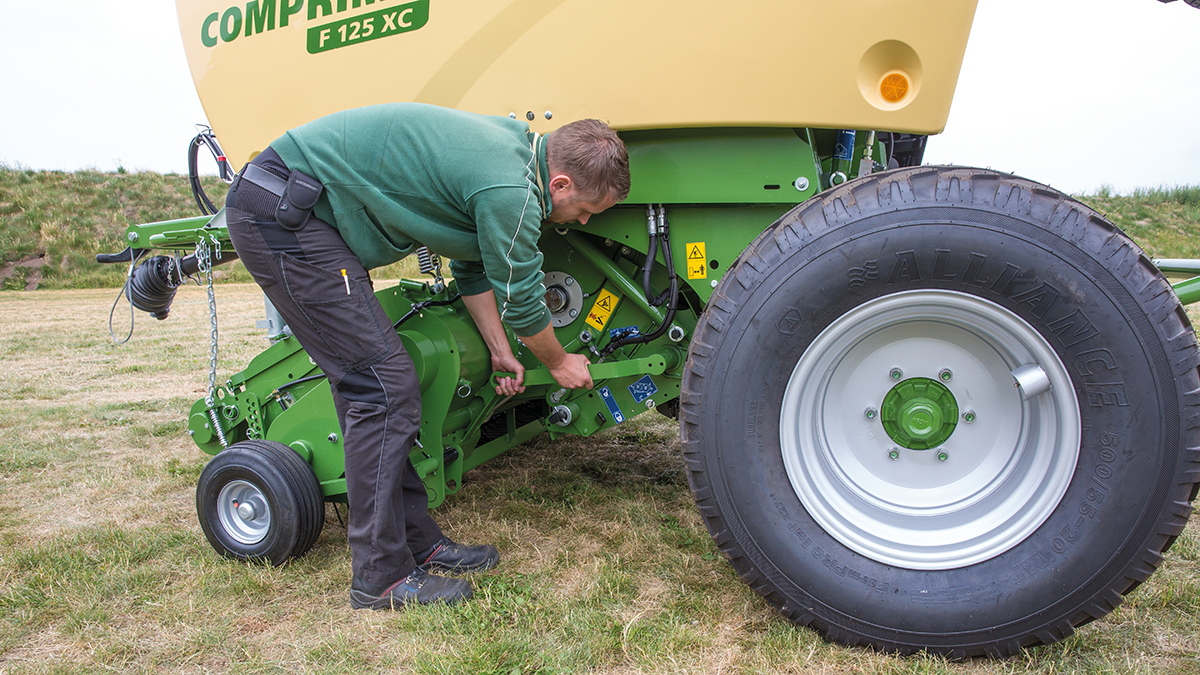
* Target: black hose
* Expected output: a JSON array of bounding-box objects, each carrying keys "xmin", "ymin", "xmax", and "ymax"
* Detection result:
[
  {"xmin": 276, "ymin": 373, "xmax": 329, "ymax": 391},
  {"xmin": 391, "ymin": 295, "xmax": 462, "ymax": 330},
  {"xmin": 189, "ymin": 127, "xmax": 233, "ymax": 216},
  {"xmin": 642, "ymin": 230, "xmax": 658, "ymax": 303},
  {"xmin": 600, "ymin": 209, "xmax": 679, "ymax": 359}
]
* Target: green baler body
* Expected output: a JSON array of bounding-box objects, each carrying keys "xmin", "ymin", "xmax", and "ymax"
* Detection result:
[{"xmin": 132, "ymin": 127, "xmax": 869, "ymax": 505}]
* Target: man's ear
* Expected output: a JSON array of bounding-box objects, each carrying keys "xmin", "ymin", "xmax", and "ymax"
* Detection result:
[{"xmin": 548, "ymin": 174, "xmax": 574, "ymax": 195}]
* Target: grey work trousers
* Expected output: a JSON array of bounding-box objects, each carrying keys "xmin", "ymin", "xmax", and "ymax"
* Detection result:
[{"xmin": 225, "ymin": 162, "xmax": 442, "ymax": 586}]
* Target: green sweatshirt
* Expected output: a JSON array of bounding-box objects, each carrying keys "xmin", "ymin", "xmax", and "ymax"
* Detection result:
[{"xmin": 270, "ymin": 103, "xmax": 553, "ymax": 337}]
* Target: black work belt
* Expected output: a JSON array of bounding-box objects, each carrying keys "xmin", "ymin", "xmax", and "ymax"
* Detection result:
[{"xmin": 230, "ymin": 161, "xmax": 324, "ymax": 231}]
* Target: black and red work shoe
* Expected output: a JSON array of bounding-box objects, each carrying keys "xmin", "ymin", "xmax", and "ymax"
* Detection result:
[
  {"xmin": 349, "ymin": 568, "xmax": 473, "ymax": 610},
  {"xmin": 414, "ymin": 537, "xmax": 500, "ymax": 574}
]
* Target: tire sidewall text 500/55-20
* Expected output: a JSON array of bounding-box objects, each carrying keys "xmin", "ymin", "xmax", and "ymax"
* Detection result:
[{"xmin": 681, "ymin": 167, "xmax": 1200, "ymax": 656}]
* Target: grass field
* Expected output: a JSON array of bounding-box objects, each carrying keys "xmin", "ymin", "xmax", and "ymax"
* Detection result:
[
  {"xmin": 0, "ymin": 282, "xmax": 1198, "ymax": 675},
  {"xmin": 2, "ymin": 175, "xmax": 1200, "ymax": 672}
]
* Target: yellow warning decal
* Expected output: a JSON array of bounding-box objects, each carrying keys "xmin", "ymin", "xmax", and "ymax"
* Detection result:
[
  {"xmin": 686, "ymin": 242, "xmax": 708, "ymax": 280},
  {"xmin": 586, "ymin": 288, "xmax": 620, "ymax": 330}
]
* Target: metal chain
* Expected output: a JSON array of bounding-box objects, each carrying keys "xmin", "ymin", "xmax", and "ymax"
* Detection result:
[{"xmin": 197, "ymin": 235, "xmax": 228, "ymax": 447}]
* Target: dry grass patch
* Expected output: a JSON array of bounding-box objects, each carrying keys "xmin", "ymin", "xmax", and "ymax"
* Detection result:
[{"xmin": 0, "ymin": 284, "xmax": 1198, "ymax": 674}]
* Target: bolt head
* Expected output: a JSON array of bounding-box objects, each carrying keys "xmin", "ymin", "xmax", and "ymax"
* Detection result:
[
  {"xmin": 865, "ymin": 407, "xmax": 877, "ymax": 420},
  {"xmin": 890, "ymin": 368, "xmax": 904, "ymax": 381},
  {"xmin": 127, "ymin": 232, "xmax": 139, "ymax": 242},
  {"xmin": 645, "ymin": 399, "xmax": 655, "ymax": 409},
  {"xmin": 710, "ymin": 279, "xmax": 718, "ymax": 288},
  {"xmin": 937, "ymin": 451, "xmax": 949, "ymax": 462},
  {"xmin": 328, "ymin": 433, "xmax": 339, "ymax": 443},
  {"xmin": 544, "ymin": 111, "xmax": 553, "ymax": 120},
  {"xmin": 794, "ymin": 176, "xmax": 810, "ymax": 192},
  {"xmin": 888, "ymin": 449, "xmax": 900, "ymax": 460},
  {"xmin": 526, "ymin": 111, "xmax": 535, "ymax": 121}
]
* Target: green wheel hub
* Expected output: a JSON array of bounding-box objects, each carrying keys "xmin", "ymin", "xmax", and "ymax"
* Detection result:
[{"xmin": 880, "ymin": 378, "xmax": 958, "ymax": 450}]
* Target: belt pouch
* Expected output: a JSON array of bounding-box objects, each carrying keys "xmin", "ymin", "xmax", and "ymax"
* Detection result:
[{"xmin": 276, "ymin": 171, "xmax": 324, "ymax": 231}]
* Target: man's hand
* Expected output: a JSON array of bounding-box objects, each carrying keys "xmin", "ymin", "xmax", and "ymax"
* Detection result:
[
  {"xmin": 461, "ymin": 290, "xmax": 593, "ymax": 392},
  {"xmin": 492, "ymin": 351, "xmax": 526, "ymax": 396},
  {"xmin": 548, "ymin": 352, "xmax": 593, "ymax": 390}
]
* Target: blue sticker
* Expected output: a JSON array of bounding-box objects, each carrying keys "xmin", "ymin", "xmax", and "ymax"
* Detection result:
[
  {"xmin": 609, "ymin": 325, "xmax": 640, "ymax": 340},
  {"xmin": 627, "ymin": 375, "xmax": 658, "ymax": 404},
  {"xmin": 834, "ymin": 129, "xmax": 857, "ymax": 161},
  {"xmin": 598, "ymin": 386, "xmax": 625, "ymax": 424}
]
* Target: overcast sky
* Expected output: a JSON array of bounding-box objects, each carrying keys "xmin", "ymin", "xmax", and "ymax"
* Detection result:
[{"xmin": 1, "ymin": 0, "xmax": 1197, "ymax": 195}]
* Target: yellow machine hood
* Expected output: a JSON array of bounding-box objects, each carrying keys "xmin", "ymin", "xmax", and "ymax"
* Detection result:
[{"xmin": 178, "ymin": 0, "xmax": 978, "ymax": 167}]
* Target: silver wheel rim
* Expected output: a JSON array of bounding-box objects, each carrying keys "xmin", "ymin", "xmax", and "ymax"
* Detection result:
[
  {"xmin": 780, "ymin": 290, "xmax": 1080, "ymax": 570},
  {"xmin": 217, "ymin": 479, "xmax": 272, "ymax": 546}
]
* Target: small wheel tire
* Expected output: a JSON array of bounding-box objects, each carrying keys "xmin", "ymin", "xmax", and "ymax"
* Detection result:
[
  {"xmin": 197, "ymin": 439, "xmax": 325, "ymax": 566},
  {"xmin": 682, "ymin": 166, "xmax": 1200, "ymax": 656}
]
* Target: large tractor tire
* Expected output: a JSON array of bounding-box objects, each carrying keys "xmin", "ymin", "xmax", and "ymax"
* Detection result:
[
  {"xmin": 197, "ymin": 440, "xmax": 325, "ymax": 566},
  {"xmin": 681, "ymin": 166, "xmax": 1200, "ymax": 656}
]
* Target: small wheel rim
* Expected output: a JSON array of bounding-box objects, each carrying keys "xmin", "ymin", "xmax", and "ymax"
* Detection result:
[
  {"xmin": 780, "ymin": 290, "xmax": 1080, "ymax": 570},
  {"xmin": 217, "ymin": 479, "xmax": 272, "ymax": 546}
]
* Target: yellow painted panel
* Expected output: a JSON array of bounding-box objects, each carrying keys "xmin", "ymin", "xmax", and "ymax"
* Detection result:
[{"xmin": 177, "ymin": 0, "xmax": 978, "ymax": 168}]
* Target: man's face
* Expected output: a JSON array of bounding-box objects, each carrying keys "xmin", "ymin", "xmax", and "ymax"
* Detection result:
[{"xmin": 546, "ymin": 183, "xmax": 619, "ymax": 226}]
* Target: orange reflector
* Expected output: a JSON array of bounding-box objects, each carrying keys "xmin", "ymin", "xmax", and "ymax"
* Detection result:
[{"xmin": 880, "ymin": 73, "xmax": 910, "ymax": 103}]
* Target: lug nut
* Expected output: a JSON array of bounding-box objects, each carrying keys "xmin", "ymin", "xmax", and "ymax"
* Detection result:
[
  {"xmin": 937, "ymin": 451, "xmax": 949, "ymax": 462},
  {"xmin": 865, "ymin": 407, "xmax": 877, "ymax": 420},
  {"xmin": 939, "ymin": 369, "xmax": 953, "ymax": 382},
  {"xmin": 889, "ymin": 368, "xmax": 903, "ymax": 381},
  {"xmin": 962, "ymin": 410, "xmax": 976, "ymax": 423},
  {"xmin": 888, "ymin": 449, "xmax": 900, "ymax": 460}
]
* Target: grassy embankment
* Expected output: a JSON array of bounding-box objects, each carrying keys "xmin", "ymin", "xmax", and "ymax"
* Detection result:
[
  {"xmin": 0, "ymin": 167, "xmax": 419, "ymax": 290},
  {"xmin": 1, "ymin": 169, "xmax": 1199, "ymax": 673}
]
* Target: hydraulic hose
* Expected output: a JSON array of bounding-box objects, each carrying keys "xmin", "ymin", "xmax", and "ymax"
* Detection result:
[
  {"xmin": 642, "ymin": 205, "xmax": 658, "ymax": 303},
  {"xmin": 189, "ymin": 126, "xmax": 234, "ymax": 216},
  {"xmin": 601, "ymin": 205, "xmax": 679, "ymax": 359}
]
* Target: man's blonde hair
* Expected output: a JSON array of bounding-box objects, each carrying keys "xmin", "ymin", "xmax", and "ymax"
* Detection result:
[{"xmin": 546, "ymin": 119, "xmax": 630, "ymax": 202}]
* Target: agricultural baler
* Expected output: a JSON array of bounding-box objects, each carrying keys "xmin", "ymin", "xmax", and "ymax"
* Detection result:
[{"xmin": 100, "ymin": 0, "xmax": 1200, "ymax": 657}]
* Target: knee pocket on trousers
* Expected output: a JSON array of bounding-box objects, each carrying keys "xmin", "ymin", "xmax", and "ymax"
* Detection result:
[{"xmin": 338, "ymin": 369, "xmax": 388, "ymax": 407}]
